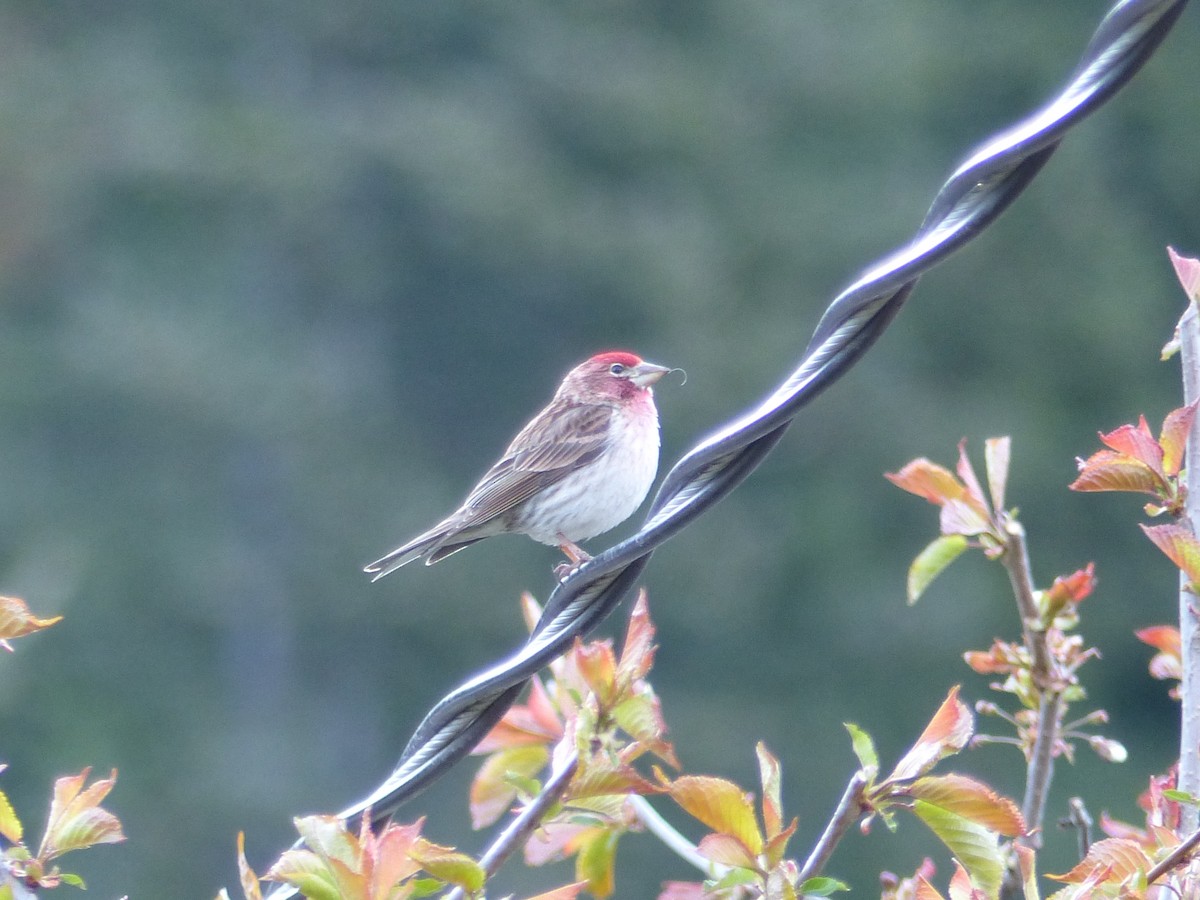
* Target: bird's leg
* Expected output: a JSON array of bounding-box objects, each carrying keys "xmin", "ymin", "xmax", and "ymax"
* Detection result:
[{"xmin": 554, "ymin": 536, "xmax": 592, "ymax": 579}]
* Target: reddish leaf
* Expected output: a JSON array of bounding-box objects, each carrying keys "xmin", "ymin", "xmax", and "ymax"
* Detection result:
[
  {"xmin": 366, "ymin": 821, "xmax": 425, "ymax": 895},
  {"xmin": 617, "ymin": 590, "xmax": 657, "ymax": 686},
  {"xmin": 573, "ymin": 640, "xmax": 619, "ymax": 707},
  {"xmin": 955, "ymin": 440, "xmax": 990, "ymax": 516},
  {"xmin": 658, "ymin": 883, "xmax": 709, "ymax": 900},
  {"xmin": 885, "ymin": 459, "xmax": 967, "ymax": 506},
  {"xmin": 569, "ymin": 766, "xmax": 661, "ymax": 801},
  {"xmin": 525, "ymin": 820, "xmax": 592, "ymax": 866},
  {"xmin": 1141, "ymin": 523, "xmax": 1200, "ymax": 584},
  {"xmin": 1137, "ymin": 625, "xmax": 1182, "ymax": 656},
  {"xmin": 667, "ymin": 775, "xmax": 764, "ymax": 856},
  {"xmin": 1160, "ymin": 402, "xmax": 1198, "ymax": 477},
  {"xmin": 1098, "ymin": 418, "xmax": 1164, "ymax": 474},
  {"xmin": 889, "ymin": 687, "xmax": 973, "ymax": 783},
  {"xmin": 696, "ymin": 832, "xmax": 759, "ymax": 871},
  {"xmin": 1069, "ymin": 451, "xmax": 1163, "ymax": 495},
  {"xmin": 908, "ymin": 774, "xmax": 1025, "ymax": 836},
  {"xmin": 1046, "ymin": 837, "xmax": 1149, "ymax": 883},
  {"xmin": 1043, "ymin": 564, "xmax": 1096, "ymax": 605},
  {"xmin": 474, "ymin": 677, "xmax": 563, "ymax": 753},
  {"xmin": 947, "ymin": 861, "xmax": 985, "ymax": 900},
  {"xmin": 1169, "ymin": 246, "xmax": 1200, "ymax": 302},
  {"xmin": 914, "ymin": 877, "xmax": 947, "ymax": 900},
  {"xmin": 764, "ymin": 818, "xmax": 798, "ymax": 869}
]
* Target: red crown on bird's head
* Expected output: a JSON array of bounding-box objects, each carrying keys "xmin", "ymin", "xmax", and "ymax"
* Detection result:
[{"xmin": 587, "ymin": 350, "xmax": 644, "ymax": 369}]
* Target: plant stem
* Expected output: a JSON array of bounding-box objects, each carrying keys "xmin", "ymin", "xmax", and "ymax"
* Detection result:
[
  {"xmin": 442, "ymin": 753, "xmax": 579, "ymax": 900},
  {"xmin": 629, "ymin": 795, "xmax": 729, "ymax": 879},
  {"xmin": 1178, "ymin": 299, "xmax": 1200, "ymax": 834},
  {"xmin": 798, "ymin": 771, "xmax": 868, "ymax": 883},
  {"xmin": 1002, "ymin": 520, "xmax": 1051, "ymax": 686},
  {"xmin": 1146, "ymin": 825, "xmax": 1200, "ymax": 885},
  {"xmin": 999, "ymin": 519, "xmax": 1062, "ymax": 847}
]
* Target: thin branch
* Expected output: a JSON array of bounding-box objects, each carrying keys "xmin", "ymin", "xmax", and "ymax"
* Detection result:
[
  {"xmin": 442, "ymin": 753, "xmax": 579, "ymax": 900},
  {"xmin": 1061, "ymin": 796, "xmax": 1093, "ymax": 861},
  {"xmin": 1178, "ymin": 300, "xmax": 1200, "ymax": 834},
  {"xmin": 798, "ymin": 771, "xmax": 869, "ymax": 883},
  {"xmin": 629, "ymin": 795, "xmax": 728, "ymax": 880},
  {"xmin": 1001, "ymin": 520, "xmax": 1051, "ymax": 685},
  {"xmin": 1146, "ymin": 825, "xmax": 1200, "ymax": 886},
  {"xmin": 998, "ymin": 519, "xmax": 1063, "ymax": 848}
]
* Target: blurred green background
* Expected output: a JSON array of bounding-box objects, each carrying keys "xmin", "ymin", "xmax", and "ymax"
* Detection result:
[{"xmin": 1, "ymin": 0, "xmax": 1198, "ymax": 896}]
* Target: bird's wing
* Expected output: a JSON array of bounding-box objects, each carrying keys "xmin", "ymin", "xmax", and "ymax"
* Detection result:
[{"xmin": 452, "ymin": 400, "xmax": 614, "ymax": 528}]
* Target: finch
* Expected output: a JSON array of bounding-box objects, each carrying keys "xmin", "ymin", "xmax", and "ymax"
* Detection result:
[{"xmin": 364, "ymin": 351, "xmax": 672, "ymax": 580}]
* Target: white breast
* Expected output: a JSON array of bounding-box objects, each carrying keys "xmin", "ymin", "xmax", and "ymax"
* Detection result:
[{"xmin": 515, "ymin": 402, "xmax": 660, "ymax": 546}]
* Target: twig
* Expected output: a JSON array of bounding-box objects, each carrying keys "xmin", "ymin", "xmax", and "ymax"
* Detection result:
[
  {"xmin": 1001, "ymin": 520, "xmax": 1051, "ymax": 686},
  {"xmin": 442, "ymin": 753, "xmax": 579, "ymax": 900},
  {"xmin": 629, "ymin": 795, "xmax": 728, "ymax": 879},
  {"xmin": 798, "ymin": 771, "xmax": 869, "ymax": 883},
  {"xmin": 1060, "ymin": 796, "xmax": 1093, "ymax": 861},
  {"xmin": 1146, "ymin": 825, "xmax": 1200, "ymax": 886},
  {"xmin": 998, "ymin": 520, "xmax": 1062, "ymax": 848},
  {"xmin": 1178, "ymin": 300, "xmax": 1200, "ymax": 833}
]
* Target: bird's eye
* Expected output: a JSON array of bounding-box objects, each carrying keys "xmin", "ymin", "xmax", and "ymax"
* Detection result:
[{"xmin": 609, "ymin": 363, "xmax": 625, "ymax": 375}]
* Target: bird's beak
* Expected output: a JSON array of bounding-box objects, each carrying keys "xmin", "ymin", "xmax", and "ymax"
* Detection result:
[{"xmin": 630, "ymin": 361, "xmax": 672, "ymax": 387}]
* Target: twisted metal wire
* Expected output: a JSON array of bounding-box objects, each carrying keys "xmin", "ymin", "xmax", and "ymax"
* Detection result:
[{"xmin": 263, "ymin": 0, "xmax": 1188, "ymax": 892}]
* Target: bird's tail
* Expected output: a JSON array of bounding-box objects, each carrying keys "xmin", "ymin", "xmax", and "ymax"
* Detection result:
[
  {"xmin": 362, "ymin": 525, "xmax": 446, "ymax": 581},
  {"xmin": 363, "ymin": 523, "xmax": 485, "ymax": 581}
]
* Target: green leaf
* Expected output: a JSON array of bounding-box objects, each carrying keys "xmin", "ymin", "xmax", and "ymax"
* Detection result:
[
  {"xmin": 709, "ymin": 867, "xmax": 758, "ymax": 890},
  {"xmin": 292, "ymin": 816, "xmax": 357, "ymax": 869},
  {"xmin": 798, "ymin": 876, "xmax": 850, "ymax": 896},
  {"xmin": 911, "ymin": 799, "xmax": 1004, "ymax": 897},
  {"xmin": 409, "ymin": 844, "xmax": 485, "ymax": 893},
  {"xmin": 58, "ymin": 872, "xmax": 85, "ymax": 887},
  {"xmin": 409, "ymin": 877, "xmax": 445, "ymax": 897},
  {"xmin": 908, "ymin": 774, "xmax": 1024, "ymax": 836},
  {"xmin": 612, "ymin": 693, "xmax": 664, "ymax": 745},
  {"xmin": 1163, "ymin": 789, "xmax": 1199, "ymax": 804},
  {"xmin": 0, "ymin": 788, "xmax": 22, "ymax": 844},
  {"xmin": 265, "ymin": 849, "xmax": 342, "ymax": 900},
  {"xmin": 575, "ymin": 828, "xmax": 620, "ymax": 897},
  {"xmin": 469, "ymin": 744, "xmax": 550, "ymax": 829},
  {"xmin": 844, "ymin": 723, "xmax": 878, "ymax": 778},
  {"xmin": 907, "ymin": 534, "xmax": 969, "ymax": 604}
]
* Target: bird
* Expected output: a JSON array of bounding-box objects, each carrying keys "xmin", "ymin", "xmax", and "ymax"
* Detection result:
[{"xmin": 364, "ymin": 350, "xmax": 673, "ymax": 581}]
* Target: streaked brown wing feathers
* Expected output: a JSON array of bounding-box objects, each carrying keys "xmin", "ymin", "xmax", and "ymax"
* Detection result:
[{"xmin": 453, "ymin": 402, "xmax": 613, "ymax": 527}]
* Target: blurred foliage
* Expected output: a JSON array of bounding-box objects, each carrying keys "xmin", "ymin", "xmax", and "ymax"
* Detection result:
[{"xmin": 1, "ymin": 0, "xmax": 1197, "ymax": 896}]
